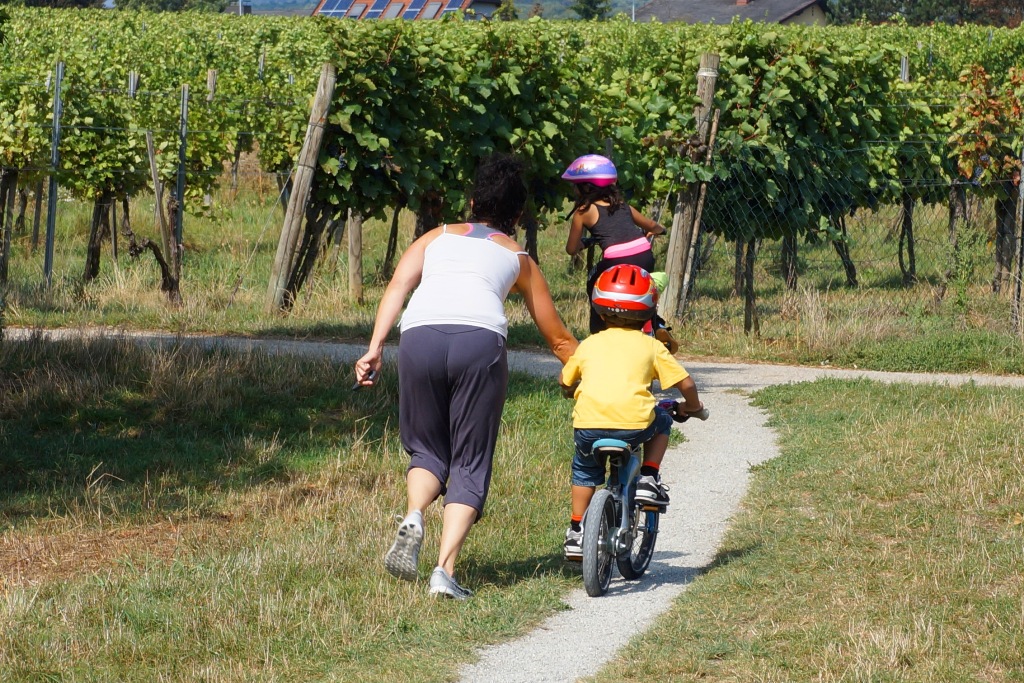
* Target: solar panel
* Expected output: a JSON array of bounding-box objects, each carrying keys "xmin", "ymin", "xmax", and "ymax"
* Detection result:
[
  {"xmin": 402, "ymin": 0, "xmax": 425, "ymax": 19},
  {"xmin": 363, "ymin": 0, "xmax": 390, "ymax": 18},
  {"xmin": 316, "ymin": 0, "xmax": 354, "ymax": 15},
  {"xmin": 438, "ymin": 0, "xmax": 463, "ymax": 14}
]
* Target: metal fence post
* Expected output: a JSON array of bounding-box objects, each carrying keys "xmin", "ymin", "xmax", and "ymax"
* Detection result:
[
  {"xmin": 44, "ymin": 61, "xmax": 65, "ymax": 288},
  {"xmin": 174, "ymin": 83, "xmax": 189, "ymax": 282},
  {"xmin": 1012, "ymin": 146, "xmax": 1024, "ymax": 337}
]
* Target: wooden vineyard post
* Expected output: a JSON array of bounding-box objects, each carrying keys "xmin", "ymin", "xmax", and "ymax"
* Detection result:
[
  {"xmin": 266, "ymin": 63, "xmax": 337, "ymax": 313},
  {"xmin": 662, "ymin": 52, "xmax": 719, "ymax": 321},
  {"xmin": 146, "ymin": 131, "xmax": 174, "ymax": 272}
]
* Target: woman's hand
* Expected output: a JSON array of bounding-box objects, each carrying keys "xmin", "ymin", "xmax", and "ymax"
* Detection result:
[{"xmin": 354, "ymin": 352, "xmax": 381, "ymax": 389}]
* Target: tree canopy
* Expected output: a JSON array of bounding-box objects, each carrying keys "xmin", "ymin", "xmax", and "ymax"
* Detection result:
[
  {"xmin": 569, "ymin": 0, "xmax": 610, "ymax": 20},
  {"xmin": 114, "ymin": 0, "xmax": 229, "ymax": 10},
  {"xmin": 20, "ymin": 0, "xmax": 105, "ymax": 8},
  {"xmin": 827, "ymin": 0, "xmax": 1021, "ymax": 25}
]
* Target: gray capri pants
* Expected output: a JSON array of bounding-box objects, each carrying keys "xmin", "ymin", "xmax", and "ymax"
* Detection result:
[{"xmin": 398, "ymin": 324, "xmax": 509, "ymax": 515}]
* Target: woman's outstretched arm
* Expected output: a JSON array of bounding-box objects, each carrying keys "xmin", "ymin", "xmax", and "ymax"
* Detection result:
[{"xmin": 514, "ymin": 255, "xmax": 578, "ymax": 364}]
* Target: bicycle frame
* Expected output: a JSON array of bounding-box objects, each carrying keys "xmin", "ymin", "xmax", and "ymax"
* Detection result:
[
  {"xmin": 579, "ymin": 401, "xmax": 705, "ymax": 596},
  {"xmin": 592, "ymin": 438, "xmax": 642, "ymax": 555}
]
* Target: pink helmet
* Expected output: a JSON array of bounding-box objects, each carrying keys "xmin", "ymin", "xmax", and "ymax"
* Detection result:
[{"xmin": 561, "ymin": 154, "xmax": 617, "ymax": 187}]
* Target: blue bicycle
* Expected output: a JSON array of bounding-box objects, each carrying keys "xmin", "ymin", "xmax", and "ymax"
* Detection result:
[{"xmin": 581, "ymin": 400, "xmax": 708, "ymax": 597}]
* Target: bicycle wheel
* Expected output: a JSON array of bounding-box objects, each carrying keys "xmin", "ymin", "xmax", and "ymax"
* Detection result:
[
  {"xmin": 616, "ymin": 504, "xmax": 659, "ymax": 580},
  {"xmin": 581, "ymin": 488, "xmax": 616, "ymax": 597}
]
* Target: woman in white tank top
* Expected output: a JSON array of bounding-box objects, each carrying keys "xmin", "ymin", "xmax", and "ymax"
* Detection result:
[{"xmin": 354, "ymin": 154, "xmax": 578, "ymax": 600}]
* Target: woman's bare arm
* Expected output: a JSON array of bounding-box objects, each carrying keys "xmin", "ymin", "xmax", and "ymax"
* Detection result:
[
  {"xmin": 513, "ymin": 255, "xmax": 578, "ymax": 363},
  {"xmin": 353, "ymin": 229, "xmax": 440, "ymax": 385}
]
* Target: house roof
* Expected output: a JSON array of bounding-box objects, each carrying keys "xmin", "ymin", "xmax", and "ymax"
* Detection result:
[
  {"xmin": 311, "ymin": 0, "xmax": 499, "ymax": 19},
  {"xmin": 634, "ymin": 0, "xmax": 826, "ymax": 24}
]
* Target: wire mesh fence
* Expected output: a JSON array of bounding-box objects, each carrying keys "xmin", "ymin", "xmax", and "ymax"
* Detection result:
[{"xmin": 680, "ymin": 162, "xmax": 1024, "ymax": 340}]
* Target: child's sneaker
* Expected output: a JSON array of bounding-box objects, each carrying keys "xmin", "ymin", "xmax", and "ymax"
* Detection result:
[
  {"xmin": 635, "ymin": 475, "xmax": 670, "ymax": 506},
  {"xmin": 654, "ymin": 326, "xmax": 679, "ymax": 355},
  {"xmin": 384, "ymin": 510, "xmax": 423, "ymax": 581},
  {"xmin": 428, "ymin": 566, "xmax": 473, "ymax": 600},
  {"xmin": 563, "ymin": 527, "xmax": 583, "ymax": 561}
]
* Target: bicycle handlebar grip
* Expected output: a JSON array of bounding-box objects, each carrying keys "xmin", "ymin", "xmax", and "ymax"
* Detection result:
[
  {"xmin": 689, "ymin": 407, "xmax": 710, "ymax": 421},
  {"xmin": 658, "ymin": 399, "xmax": 709, "ymax": 422}
]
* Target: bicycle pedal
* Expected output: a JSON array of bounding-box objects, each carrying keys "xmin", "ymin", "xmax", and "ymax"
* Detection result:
[{"xmin": 640, "ymin": 504, "xmax": 665, "ymax": 512}]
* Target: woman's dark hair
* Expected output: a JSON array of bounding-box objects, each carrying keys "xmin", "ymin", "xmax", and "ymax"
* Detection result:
[
  {"xmin": 467, "ymin": 153, "xmax": 527, "ymax": 235},
  {"xmin": 566, "ymin": 181, "xmax": 624, "ymax": 220}
]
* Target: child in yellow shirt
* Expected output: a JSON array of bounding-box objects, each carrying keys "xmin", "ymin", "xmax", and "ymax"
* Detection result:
[{"xmin": 559, "ymin": 264, "xmax": 703, "ymax": 560}]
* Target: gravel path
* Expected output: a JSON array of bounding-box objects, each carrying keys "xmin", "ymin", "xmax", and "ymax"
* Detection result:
[{"xmin": 7, "ymin": 328, "xmax": 1024, "ymax": 683}]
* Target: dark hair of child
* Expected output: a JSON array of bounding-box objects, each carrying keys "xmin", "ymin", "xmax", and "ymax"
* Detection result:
[
  {"xmin": 468, "ymin": 153, "xmax": 527, "ymax": 235},
  {"xmin": 596, "ymin": 312, "xmax": 648, "ymax": 331},
  {"xmin": 568, "ymin": 181, "xmax": 625, "ymax": 219}
]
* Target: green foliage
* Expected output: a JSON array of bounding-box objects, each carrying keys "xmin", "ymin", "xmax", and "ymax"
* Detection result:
[
  {"xmin": 947, "ymin": 65, "xmax": 1024, "ymax": 196},
  {"xmin": 115, "ymin": 0, "xmax": 231, "ymax": 11},
  {"xmin": 827, "ymin": 0, "xmax": 979, "ymax": 25},
  {"xmin": 5, "ymin": 9, "xmax": 1024, "ymax": 274},
  {"xmin": 21, "ymin": 0, "xmax": 105, "ymax": 7}
]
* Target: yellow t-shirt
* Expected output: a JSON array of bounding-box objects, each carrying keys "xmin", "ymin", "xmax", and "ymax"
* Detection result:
[{"xmin": 561, "ymin": 327, "xmax": 689, "ymax": 430}]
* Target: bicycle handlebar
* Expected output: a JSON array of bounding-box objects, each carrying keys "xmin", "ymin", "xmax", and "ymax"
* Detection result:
[
  {"xmin": 685, "ymin": 407, "xmax": 710, "ymax": 421},
  {"xmin": 658, "ymin": 399, "xmax": 709, "ymax": 423}
]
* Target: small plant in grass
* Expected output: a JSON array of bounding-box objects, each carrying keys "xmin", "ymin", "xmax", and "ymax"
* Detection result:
[{"xmin": 949, "ymin": 224, "xmax": 987, "ymax": 318}]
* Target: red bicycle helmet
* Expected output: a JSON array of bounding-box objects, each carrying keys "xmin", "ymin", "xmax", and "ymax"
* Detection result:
[
  {"xmin": 591, "ymin": 264, "xmax": 658, "ymax": 322},
  {"xmin": 561, "ymin": 154, "xmax": 617, "ymax": 187}
]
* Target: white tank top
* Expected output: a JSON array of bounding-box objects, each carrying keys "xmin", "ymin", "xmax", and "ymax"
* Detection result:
[{"xmin": 400, "ymin": 224, "xmax": 528, "ymax": 338}]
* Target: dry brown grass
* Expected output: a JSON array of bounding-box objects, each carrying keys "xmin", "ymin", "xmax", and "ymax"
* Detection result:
[{"xmin": 0, "ymin": 518, "xmax": 232, "ymax": 588}]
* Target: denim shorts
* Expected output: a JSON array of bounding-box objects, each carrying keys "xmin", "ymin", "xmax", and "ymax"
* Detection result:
[{"xmin": 570, "ymin": 407, "xmax": 673, "ymax": 487}]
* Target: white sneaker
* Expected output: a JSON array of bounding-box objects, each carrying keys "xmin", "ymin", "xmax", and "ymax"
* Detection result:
[
  {"xmin": 384, "ymin": 510, "xmax": 423, "ymax": 581},
  {"xmin": 563, "ymin": 527, "xmax": 583, "ymax": 561},
  {"xmin": 428, "ymin": 566, "xmax": 473, "ymax": 600}
]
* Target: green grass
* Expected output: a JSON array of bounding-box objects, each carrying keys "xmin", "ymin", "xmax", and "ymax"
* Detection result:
[
  {"xmin": 3, "ymin": 319, "xmax": 1023, "ymax": 679},
  {"xmin": 0, "ymin": 336, "xmax": 581, "ymax": 681},
  {"xmin": 592, "ymin": 378, "xmax": 1024, "ymax": 682},
  {"xmin": 3, "ymin": 178, "xmax": 1024, "ymax": 374}
]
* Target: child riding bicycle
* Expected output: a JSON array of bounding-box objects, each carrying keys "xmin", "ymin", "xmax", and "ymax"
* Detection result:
[
  {"xmin": 561, "ymin": 154, "xmax": 680, "ymax": 354},
  {"xmin": 558, "ymin": 264, "xmax": 703, "ymax": 560}
]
